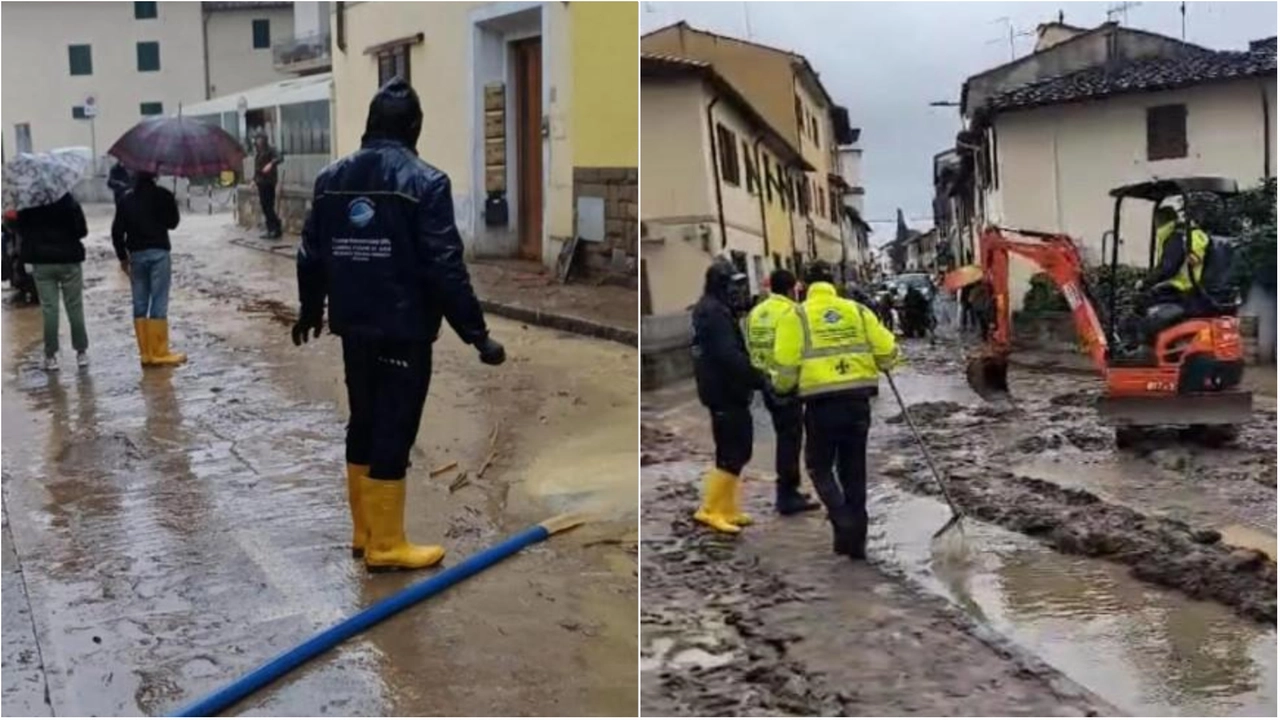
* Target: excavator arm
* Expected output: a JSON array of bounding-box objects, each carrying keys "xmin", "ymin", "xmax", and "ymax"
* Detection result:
[{"xmin": 963, "ymin": 226, "xmax": 1111, "ymax": 399}]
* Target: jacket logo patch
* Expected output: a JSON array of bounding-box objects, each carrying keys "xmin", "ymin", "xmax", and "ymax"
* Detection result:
[
  {"xmin": 822, "ymin": 309, "xmax": 842, "ymax": 325},
  {"xmin": 348, "ymin": 197, "xmax": 376, "ymax": 228}
]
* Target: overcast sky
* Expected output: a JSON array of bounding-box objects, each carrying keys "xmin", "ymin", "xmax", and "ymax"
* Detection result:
[{"xmin": 641, "ymin": 1, "xmax": 1277, "ymax": 244}]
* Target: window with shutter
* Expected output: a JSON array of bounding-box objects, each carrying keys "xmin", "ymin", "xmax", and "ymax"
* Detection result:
[
  {"xmin": 715, "ymin": 123, "xmax": 740, "ymax": 186},
  {"xmin": 1147, "ymin": 104, "xmax": 1188, "ymax": 161},
  {"xmin": 69, "ymin": 45, "xmax": 92, "ymax": 75}
]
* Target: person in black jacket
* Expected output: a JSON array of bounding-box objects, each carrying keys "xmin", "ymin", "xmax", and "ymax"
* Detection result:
[
  {"xmin": 691, "ymin": 258, "xmax": 766, "ymax": 534},
  {"xmin": 292, "ymin": 77, "xmax": 506, "ymax": 572},
  {"xmin": 253, "ymin": 135, "xmax": 283, "ymax": 239},
  {"xmin": 107, "ymin": 162, "xmax": 132, "ymax": 206},
  {"xmin": 112, "ymin": 172, "xmax": 185, "ymax": 367},
  {"xmin": 18, "ymin": 193, "xmax": 90, "ymax": 370}
]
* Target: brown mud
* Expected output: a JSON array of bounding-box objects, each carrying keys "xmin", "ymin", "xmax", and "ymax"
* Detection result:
[{"xmin": 877, "ymin": 341, "xmax": 1277, "ymax": 624}]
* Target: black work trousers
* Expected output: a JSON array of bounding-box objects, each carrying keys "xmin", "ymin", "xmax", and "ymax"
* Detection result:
[
  {"xmin": 709, "ymin": 404, "xmax": 753, "ymax": 475},
  {"xmin": 763, "ymin": 393, "xmax": 803, "ymax": 492},
  {"xmin": 342, "ymin": 335, "xmax": 433, "ymax": 480},
  {"xmin": 804, "ymin": 394, "xmax": 872, "ymax": 550},
  {"xmin": 258, "ymin": 182, "xmax": 281, "ymax": 235}
]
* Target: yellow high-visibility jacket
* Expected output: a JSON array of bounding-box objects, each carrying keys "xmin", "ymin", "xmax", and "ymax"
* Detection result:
[
  {"xmin": 746, "ymin": 293, "xmax": 799, "ymax": 372},
  {"xmin": 773, "ymin": 282, "xmax": 899, "ymax": 397},
  {"xmin": 1154, "ymin": 221, "xmax": 1209, "ymax": 292}
]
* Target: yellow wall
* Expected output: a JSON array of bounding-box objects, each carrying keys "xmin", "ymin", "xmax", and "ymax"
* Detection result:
[
  {"xmin": 330, "ymin": 1, "xmax": 475, "ymax": 183},
  {"xmin": 571, "ymin": 2, "xmax": 638, "ymax": 168}
]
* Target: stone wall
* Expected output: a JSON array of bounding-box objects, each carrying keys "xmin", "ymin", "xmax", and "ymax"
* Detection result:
[
  {"xmin": 236, "ymin": 185, "xmax": 312, "ymax": 237},
  {"xmin": 573, "ymin": 167, "xmax": 637, "ymax": 286},
  {"xmin": 641, "ymin": 310, "xmax": 693, "ymax": 389}
]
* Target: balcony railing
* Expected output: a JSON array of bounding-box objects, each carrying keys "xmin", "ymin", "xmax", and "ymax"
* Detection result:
[{"xmin": 273, "ymin": 30, "xmax": 332, "ymax": 73}]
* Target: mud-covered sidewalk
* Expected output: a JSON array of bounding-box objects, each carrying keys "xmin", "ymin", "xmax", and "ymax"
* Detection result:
[
  {"xmin": 640, "ymin": 428, "xmax": 1111, "ymax": 717},
  {"xmin": 229, "ymin": 233, "xmax": 637, "ymax": 345},
  {"xmin": 2, "ymin": 208, "xmax": 637, "ymax": 716},
  {"xmin": 641, "ymin": 337, "xmax": 1276, "ymax": 716}
]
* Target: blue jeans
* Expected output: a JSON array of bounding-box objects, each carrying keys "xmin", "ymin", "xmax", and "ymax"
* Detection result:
[{"xmin": 130, "ymin": 248, "xmax": 172, "ymax": 319}]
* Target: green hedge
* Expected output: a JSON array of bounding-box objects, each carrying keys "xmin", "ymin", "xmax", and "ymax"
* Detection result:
[{"xmin": 1020, "ymin": 265, "xmax": 1145, "ymax": 327}]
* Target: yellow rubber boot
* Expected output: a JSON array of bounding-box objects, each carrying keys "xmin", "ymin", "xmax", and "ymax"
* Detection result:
[
  {"xmin": 729, "ymin": 480, "xmax": 753, "ymax": 527},
  {"xmin": 693, "ymin": 469, "xmax": 742, "ymax": 534},
  {"xmin": 146, "ymin": 319, "xmax": 187, "ymax": 366},
  {"xmin": 360, "ymin": 476, "xmax": 446, "ymax": 572},
  {"xmin": 133, "ymin": 319, "xmax": 153, "ymax": 366},
  {"xmin": 346, "ymin": 463, "xmax": 370, "ymax": 558}
]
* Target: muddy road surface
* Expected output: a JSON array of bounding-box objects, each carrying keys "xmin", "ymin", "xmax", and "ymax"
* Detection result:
[
  {"xmin": 2, "ymin": 209, "xmax": 637, "ymax": 716},
  {"xmin": 642, "ymin": 338, "xmax": 1275, "ymax": 716}
]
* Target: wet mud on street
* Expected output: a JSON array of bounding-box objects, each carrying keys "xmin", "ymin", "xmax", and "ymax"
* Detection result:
[
  {"xmin": 641, "ymin": 338, "xmax": 1275, "ymax": 716},
  {"xmin": 2, "ymin": 208, "xmax": 637, "ymax": 716}
]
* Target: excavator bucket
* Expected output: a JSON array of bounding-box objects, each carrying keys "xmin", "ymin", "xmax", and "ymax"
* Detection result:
[
  {"xmin": 965, "ymin": 353, "xmax": 1010, "ymax": 401},
  {"xmin": 1096, "ymin": 390, "xmax": 1253, "ymax": 427}
]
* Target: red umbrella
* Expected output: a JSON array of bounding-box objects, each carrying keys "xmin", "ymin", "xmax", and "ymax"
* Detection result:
[{"xmin": 108, "ymin": 116, "xmax": 245, "ymax": 178}]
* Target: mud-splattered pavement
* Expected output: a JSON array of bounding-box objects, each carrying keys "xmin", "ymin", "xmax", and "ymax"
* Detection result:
[
  {"xmin": 641, "ymin": 338, "xmax": 1275, "ymax": 716},
  {"xmin": 2, "ymin": 208, "xmax": 637, "ymax": 716}
]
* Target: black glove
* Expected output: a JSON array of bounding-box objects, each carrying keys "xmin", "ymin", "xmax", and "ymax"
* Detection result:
[
  {"xmin": 476, "ymin": 335, "xmax": 506, "ymax": 366},
  {"xmin": 291, "ymin": 311, "xmax": 323, "ymax": 346}
]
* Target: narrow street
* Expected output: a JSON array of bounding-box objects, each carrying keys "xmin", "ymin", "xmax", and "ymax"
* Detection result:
[
  {"xmin": 641, "ymin": 339, "xmax": 1276, "ymax": 716},
  {"xmin": 2, "ymin": 207, "xmax": 637, "ymax": 716}
]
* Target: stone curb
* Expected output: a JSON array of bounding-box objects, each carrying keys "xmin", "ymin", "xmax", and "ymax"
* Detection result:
[{"xmin": 229, "ymin": 237, "xmax": 637, "ymax": 347}]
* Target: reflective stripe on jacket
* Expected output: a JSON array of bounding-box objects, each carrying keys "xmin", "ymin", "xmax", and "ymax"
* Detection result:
[
  {"xmin": 746, "ymin": 293, "xmax": 798, "ymax": 372},
  {"xmin": 1155, "ymin": 221, "xmax": 1209, "ymax": 292},
  {"xmin": 773, "ymin": 282, "xmax": 899, "ymax": 398}
]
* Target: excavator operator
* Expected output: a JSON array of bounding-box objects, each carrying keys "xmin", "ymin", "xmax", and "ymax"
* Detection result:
[{"xmin": 1129, "ymin": 206, "xmax": 1211, "ymax": 343}]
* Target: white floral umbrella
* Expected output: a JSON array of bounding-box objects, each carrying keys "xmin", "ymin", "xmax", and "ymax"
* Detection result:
[{"xmin": 2, "ymin": 147, "xmax": 93, "ymax": 211}]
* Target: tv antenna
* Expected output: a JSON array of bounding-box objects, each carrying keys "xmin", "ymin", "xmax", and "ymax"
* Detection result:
[
  {"xmin": 987, "ymin": 17, "xmax": 1034, "ymax": 61},
  {"xmin": 1106, "ymin": 2, "xmax": 1142, "ymax": 25}
]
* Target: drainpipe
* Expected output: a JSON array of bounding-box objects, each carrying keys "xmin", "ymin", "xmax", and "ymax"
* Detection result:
[
  {"xmin": 752, "ymin": 135, "xmax": 770, "ymax": 260},
  {"xmin": 1262, "ymin": 80, "xmax": 1272, "ymax": 180},
  {"xmin": 202, "ymin": 10, "xmax": 212, "ymax": 99},
  {"xmin": 705, "ymin": 96, "xmax": 728, "ymax": 250}
]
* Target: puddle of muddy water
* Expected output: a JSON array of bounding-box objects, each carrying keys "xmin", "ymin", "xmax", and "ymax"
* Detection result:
[{"xmin": 872, "ymin": 490, "xmax": 1277, "ymax": 717}]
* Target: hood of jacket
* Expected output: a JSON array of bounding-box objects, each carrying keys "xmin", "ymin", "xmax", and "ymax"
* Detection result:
[
  {"xmin": 704, "ymin": 258, "xmax": 747, "ymax": 306},
  {"xmin": 361, "ymin": 77, "xmax": 423, "ymax": 150}
]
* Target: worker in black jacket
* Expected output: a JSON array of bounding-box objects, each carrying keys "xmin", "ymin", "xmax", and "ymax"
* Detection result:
[
  {"xmin": 691, "ymin": 258, "xmax": 767, "ymax": 534},
  {"xmin": 292, "ymin": 77, "xmax": 506, "ymax": 573}
]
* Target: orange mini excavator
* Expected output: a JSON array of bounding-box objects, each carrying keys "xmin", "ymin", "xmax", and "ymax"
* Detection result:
[{"xmin": 962, "ymin": 177, "xmax": 1252, "ymax": 447}]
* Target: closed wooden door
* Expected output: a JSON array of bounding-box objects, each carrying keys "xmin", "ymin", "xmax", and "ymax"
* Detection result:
[{"xmin": 514, "ymin": 38, "xmax": 543, "ymax": 261}]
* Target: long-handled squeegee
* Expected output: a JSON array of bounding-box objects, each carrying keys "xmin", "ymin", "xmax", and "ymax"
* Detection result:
[{"xmin": 883, "ymin": 371, "xmax": 966, "ymax": 539}]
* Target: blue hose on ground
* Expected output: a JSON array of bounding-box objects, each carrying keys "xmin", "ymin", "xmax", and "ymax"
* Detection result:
[{"xmin": 171, "ymin": 514, "xmax": 584, "ymax": 717}]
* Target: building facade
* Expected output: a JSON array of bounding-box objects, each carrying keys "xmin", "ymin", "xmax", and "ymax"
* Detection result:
[
  {"xmin": 939, "ymin": 22, "xmax": 1277, "ymax": 309},
  {"xmin": 329, "ymin": 1, "xmax": 638, "ymax": 277},
  {"xmin": 641, "ymin": 22, "xmax": 846, "ymax": 269},
  {"xmin": 640, "ymin": 54, "xmax": 812, "ymax": 316},
  {"xmin": 2, "ymin": 1, "xmax": 207, "ymax": 156},
  {"xmin": 1, "ymin": 1, "xmax": 301, "ymax": 158}
]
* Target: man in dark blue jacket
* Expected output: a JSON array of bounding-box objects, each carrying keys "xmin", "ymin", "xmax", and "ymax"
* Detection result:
[
  {"xmin": 292, "ymin": 78, "xmax": 506, "ymax": 573},
  {"xmin": 690, "ymin": 258, "xmax": 767, "ymax": 534}
]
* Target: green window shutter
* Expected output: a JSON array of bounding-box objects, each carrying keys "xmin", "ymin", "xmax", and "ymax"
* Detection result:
[
  {"xmin": 134, "ymin": 2, "xmax": 157, "ymax": 19},
  {"xmin": 69, "ymin": 45, "xmax": 92, "ymax": 76},
  {"xmin": 252, "ymin": 19, "xmax": 271, "ymax": 49},
  {"xmin": 137, "ymin": 41, "xmax": 160, "ymax": 72},
  {"xmin": 140, "ymin": 102, "xmax": 164, "ymax": 116}
]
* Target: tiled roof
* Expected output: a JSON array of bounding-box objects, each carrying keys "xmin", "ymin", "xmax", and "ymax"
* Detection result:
[{"xmin": 985, "ymin": 44, "xmax": 1276, "ymax": 113}]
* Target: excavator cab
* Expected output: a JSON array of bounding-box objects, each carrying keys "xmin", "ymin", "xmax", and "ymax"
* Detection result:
[{"xmin": 961, "ymin": 176, "xmax": 1252, "ymax": 447}]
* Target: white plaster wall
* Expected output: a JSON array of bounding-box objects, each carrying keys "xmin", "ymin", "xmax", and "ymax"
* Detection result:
[
  {"xmin": 2, "ymin": 1, "xmax": 206, "ymax": 155},
  {"xmin": 987, "ymin": 78, "xmax": 1275, "ymax": 309},
  {"xmin": 205, "ymin": 7, "xmax": 295, "ymax": 97}
]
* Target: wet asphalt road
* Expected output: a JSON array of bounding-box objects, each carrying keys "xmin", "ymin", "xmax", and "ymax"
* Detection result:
[{"xmin": 1, "ymin": 209, "xmax": 637, "ymax": 716}]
